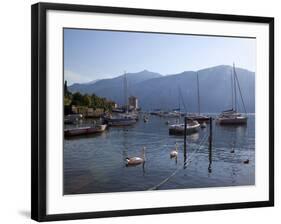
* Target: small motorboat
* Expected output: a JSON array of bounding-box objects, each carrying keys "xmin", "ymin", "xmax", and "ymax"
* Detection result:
[
  {"xmin": 64, "ymin": 114, "xmax": 83, "ymax": 124},
  {"xmin": 64, "ymin": 124, "xmax": 107, "ymax": 137},
  {"xmin": 104, "ymin": 114, "xmax": 137, "ymax": 126},
  {"xmin": 169, "ymin": 119, "xmax": 200, "ymax": 135}
]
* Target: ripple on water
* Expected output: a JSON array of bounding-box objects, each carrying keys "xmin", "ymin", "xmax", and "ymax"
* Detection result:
[{"xmin": 64, "ymin": 115, "xmax": 255, "ymax": 194}]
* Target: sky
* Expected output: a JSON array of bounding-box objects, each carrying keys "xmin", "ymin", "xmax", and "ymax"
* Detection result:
[{"xmin": 64, "ymin": 28, "xmax": 256, "ymax": 85}]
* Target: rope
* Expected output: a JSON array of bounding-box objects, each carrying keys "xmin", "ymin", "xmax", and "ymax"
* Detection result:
[
  {"xmin": 147, "ymin": 133, "xmax": 209, "ymax": 190},
  {"xmin": 148, "ymin": 167, "xmax": 181, "ymax": 190},
  {"xmin": 183, "ymin": 133, "xmax": 209, "ymax": 162}
]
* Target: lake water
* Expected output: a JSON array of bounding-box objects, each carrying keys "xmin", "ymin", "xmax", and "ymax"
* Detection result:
[{"xmin": 64, "ymin": 114, "xmax": 255, "ymax": 194}]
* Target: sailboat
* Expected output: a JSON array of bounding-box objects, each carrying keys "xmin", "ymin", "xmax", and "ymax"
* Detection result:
[
  {"xmin": 217, "ymin": 64, "xmax": 247, "ymax": 125},
  {"xmin": 186, "ymin": 72, "xmax": 210, "ymax": 123},
  {"xmin": 168, "ymin": 86, "xmax": 200, "ymax": 135},
  {"xmin": 104, "ymin": 72, "xmax": 137, "ymax": 126}
]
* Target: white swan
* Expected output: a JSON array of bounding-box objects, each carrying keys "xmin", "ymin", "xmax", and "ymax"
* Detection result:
[
  {"xmin": 170, "ymin": 143, "xmax": 178, "ymax": 158},
  {"xmin": 126, "ymin": 147, "xmax": 146, "ymax": 166}
]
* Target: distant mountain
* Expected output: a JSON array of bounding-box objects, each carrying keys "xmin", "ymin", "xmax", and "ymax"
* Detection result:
[
  {"xmin": 69, "ymin": 70, "xmax": 162, "ymax": 96},
  {"xmin": 68, "ymin": 65, "xmax": 255, "ymax": 113},
  {"xmin": 85, "ymin": 79, "xmax": 101, "ymax": 85}
]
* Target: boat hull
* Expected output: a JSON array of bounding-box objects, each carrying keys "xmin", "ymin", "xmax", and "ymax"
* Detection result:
[
  {"xmin": 64, "ymin": 114, "xmax": 83, "ymax": 124},
  {"xmin": 217, "ymin": 117, "xmax": 247, "ymax": 125},
  {"xmin": 186, "ymin": 115, "xmax": 210, "ymax": 123},
  {"xmin": 103, "ymin": 113, "xmax": 138, "ymax": 126},
  {"xmin": 64, "ymin": 124, "xmax": 107, "ymax": 137},
  {"xmin": 108, "ymin": 119, "xmax": 136, "ymax": 126},
  {"xmin": 169, "ymin": 122, "xmax": 200, "ymax": 135}
]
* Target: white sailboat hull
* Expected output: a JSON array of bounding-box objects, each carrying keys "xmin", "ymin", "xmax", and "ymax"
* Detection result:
[
  {"xmin": 218, "ymin": 64, "xmax": 248, "ymax": 125},
  {"xmin": 169, "ymin": 121, "xmax": 200, "ymax": 135},
  {"xmin": 217, "ymin": 116, "xmax": 247, "ymax": 125}
]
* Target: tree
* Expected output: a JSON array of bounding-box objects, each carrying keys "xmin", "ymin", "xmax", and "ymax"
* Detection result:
[
  {"xmin": 82, "ymin": 94, "xmax": 91, "ymax": 107},
  {"xmin": 72, "ymin": 92, "xmax": 83, "ymax": 106},
  {"xmin": 64, "ymin": 80, "xmax": 68, "ymax": 95},
  {"xmin": 64, "ymin": 90, "xmax": 115, "ymax": 112}
]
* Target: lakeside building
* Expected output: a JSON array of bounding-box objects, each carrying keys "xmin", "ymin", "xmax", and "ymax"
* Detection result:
[
  {"xmin": 70, "ymin": 105, "xmax": 104, "ymax": 118},
  {"xmin": 129, "ymin": 96, "xmax": 138, "ymax": 110}
]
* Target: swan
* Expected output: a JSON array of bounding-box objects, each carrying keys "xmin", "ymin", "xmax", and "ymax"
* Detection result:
[
  {"xmin": 126, "ymin": 147, "xmax": 146, "ymax": 166},
  {"xmin": 170, "ymin": 143, "xmax": 178, "ymax": 158}
]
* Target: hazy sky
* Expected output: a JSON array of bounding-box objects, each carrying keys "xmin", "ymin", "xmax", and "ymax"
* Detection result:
[{"xmin": 64, "ymin": 28, "xmax": 256, "ymax": 85}]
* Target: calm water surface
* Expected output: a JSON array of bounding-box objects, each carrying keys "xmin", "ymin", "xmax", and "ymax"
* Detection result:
[{"xmin": 64, "ymin": 114, "xmax": 255, "ymax": 194}]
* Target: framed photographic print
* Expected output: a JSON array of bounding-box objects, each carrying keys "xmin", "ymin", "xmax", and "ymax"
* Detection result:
[{"xmin": 31, "ymin": 2, "xmax": 274, "ymax": 222}]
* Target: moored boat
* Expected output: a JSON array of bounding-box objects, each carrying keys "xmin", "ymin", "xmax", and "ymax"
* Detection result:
[
  {"xmin": 217, "ymin": 116, "xmax": 247, "ymax": 125},
  {"xmin": 108, "ymin": 117, "xmax": 136, "ymax": 126},
  {"xmin": 186, "ymin": 72, "xmax": 210, "ymax": 123},
  {"xmin": 186, "ymin": 114, "xmax": 210, "ymax": 123},
  {"xmin": 217, "ymin": 63, "xmax": 247, "ymax": 125},
  {"xmin": 169, "ymin": 119, "xmax": 200, "ymax": 135},
  {"xmin": 64, "ymin": 124, "xmax": 107, "ymax": 137},
  {"xmin": 150, "ymin": 109, "xmax": 163, "ymax": 116},
  {"xmin": 64, "ymin": 113, "xmax": 83, "ymax": 124},
  {"xmin": 120, "ymin": 112, "xmax": 139, "ymax": 120},
  {"xmin": 217, "ymin": 109, "xmax": 247, "ymax": 125},
  {"xmin": 104, "ymin": 71, "xmax": 138, "ymax": 127},
  {"xmin": 104, "ymin": 114, "xmax": 137, "ymax": 126}
]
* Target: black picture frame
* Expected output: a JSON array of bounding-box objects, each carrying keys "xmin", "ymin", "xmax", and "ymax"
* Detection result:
[{"xmin": 31, "ymin": 2, "xmax": 274, "ymax": 222}]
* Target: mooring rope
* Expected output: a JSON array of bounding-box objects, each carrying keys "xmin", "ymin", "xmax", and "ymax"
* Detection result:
[{"xmin": 147, "ymin": 133, "xmax": 209, "ymax": 190}]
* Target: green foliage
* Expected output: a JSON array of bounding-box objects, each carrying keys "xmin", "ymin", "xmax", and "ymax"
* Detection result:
[
  {"xmin": 64, "ymin": 90, "xmax": 115, "ymax": 112},
  {"xmin": 64, "ymin": 96, "xmax": 72, "ymax": 106},
  {"xmin": 64, "ymin": 80, "xmax": 68, "ymax": 94},
  {"xmin": 64, "ymin": 81, "xmax": 73, "ymax": 106}
]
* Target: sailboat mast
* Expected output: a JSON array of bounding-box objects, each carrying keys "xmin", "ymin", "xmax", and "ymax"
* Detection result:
[
  {"xmin": 230, "ymin": 69, "xmax": 234, "ymax": 110},
  {"xmin": 178, "ymin": 87, "xmax": 181, "ymax": 112},
  {"xmin": 196, "ymin": 72, "xmax": 201, "ymax": 114},
  {"xmin": 233, "ymin": 64, "xmax": 247, "ymax": 113},
  {"xmin": 124, "ymin": 71, "xmax": 128, "ymax": 113},
  {"xmin": 233, "ymin": 64, "xmax": 237, "ymax": 111},
  {"xmin": 178, "ymin": 87, "xmax": 187, "ymax": 113}
]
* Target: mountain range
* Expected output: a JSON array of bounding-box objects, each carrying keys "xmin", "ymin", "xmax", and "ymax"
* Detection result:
[{"xmin": 68, "ymin": 65, "xmax": 255, "ymax": 113}]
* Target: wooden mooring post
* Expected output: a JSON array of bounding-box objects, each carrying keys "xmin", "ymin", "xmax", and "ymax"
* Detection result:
[{"xmin": 208, "ymin": 117, "xmax": 213, "ymax": 173}]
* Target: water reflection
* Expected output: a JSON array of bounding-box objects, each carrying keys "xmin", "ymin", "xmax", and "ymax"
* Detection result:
[
  {"xmin": 188, "ymin": 132, "xmax": 199, "ymax": 142},
  {"xmin": 64, "ymin": 131, "xmax": 107, "ymax": 141},
  {"xmin": 122, "ymin": 127, "xmax": 129, "ymax": 160},
  {"xmin": 64, "ymin": 115, "xmax": 255, "ymax": 194},
  {"xmin": 125, "ymin": 161, "xmax": 146, "ymax": 175},
  {"xmin": 208, "ymin": 144, "xmax": 212, "ymax": 174}
]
